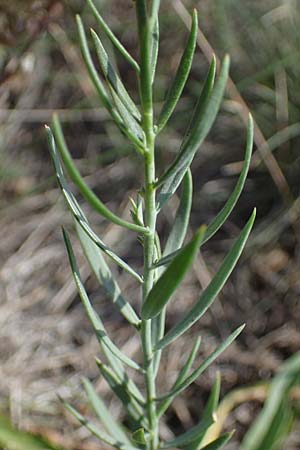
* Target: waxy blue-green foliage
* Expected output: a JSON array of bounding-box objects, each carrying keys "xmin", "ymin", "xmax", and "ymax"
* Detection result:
[{"xmin": 47, "ymin": 1, "xmax": 256, "ymax": 449}]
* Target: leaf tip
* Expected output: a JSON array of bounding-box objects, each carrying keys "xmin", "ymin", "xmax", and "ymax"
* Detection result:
[
  {"xmin": 192, "ymin": 8, "xmax": 198, "ymax": 25},
  {"xmin": 95, "ymin": 357, "xmax": 104, "ymax": 367},
  {"xmin": 238, "ymin": 323, "xmax": 246, "ymax": 333}
]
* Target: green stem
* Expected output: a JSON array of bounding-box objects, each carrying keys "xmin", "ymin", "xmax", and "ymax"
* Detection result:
[
  {"xmin": 142, "ymin": 141, "xmax": 158, "ymax": 450},
  {"xmin": 136, "ymin": 2, "xmax": 159, "ymax": 449}
]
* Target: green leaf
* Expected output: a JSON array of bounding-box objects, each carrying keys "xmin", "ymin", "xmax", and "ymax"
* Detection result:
[
  {"xmin": 95, "ymin": 358, "xmax": 147, "ymax": 427},
  {"xmin": 86, "ymin": 0, "xmax": 140, "ymax": 73},
  {"xmin": 131, "ymin": 428, "xmax": 147, "ymax": 445},
  {"xmin": 164, "ymin": 168, "xmax": 193, "ymax": 256},
  {"xmin": 255, "ymin": 401, "xmax": 293, "ymax": 450},
  {"xmin": 0, "ymin": 415, "xmax": 64, "ymax": 450},
  {"xmin": 153, "ymin": 169, "xmax": 193, "ymax": 269},
  {"xmin": 91, "ymin": 29, "xmax": 141, "ymax": 122},
  {"xmin": 157, "ymin": 55, "xmax": 229, "ymax": 210},
  {"xmin": 82, "ymin": 378, "xmax": 131, "ymax": 445},
  {"xmin": 187, "ymin": 374, "xmax": 221, "ymax": 450},
  {"xmin": 199, "ymin": 432, "xmax": 234, "ymax": 450},
  {"xmin": 48, "ymin": 126, "xmax": 143, "ymax": 283},
  {"xmin": 203, "ymin": 114, "xmax": 254, "ymax": 244},
  {"xmin": 156, "ymin": 209, "xmax": 256, "ymax": 349},
  {"xmin": 63, "ymin": 229, "xmax": 143, "ymax": 373},
  {"xmin": 240, "ymin": 353, "xmax": 300, "ymax": 450},
  {"xmin": 158, "ymin": 336, "xmax": 201, "ymax": 417},
  {"xmin": 60, "ymin": 397, "xmax": 140, "ymax": 450},
  {"xmin": 160, "ymin": 416, "xmax": 214, "ymax": 449},
  {"xmin": 76, "ymin": 15, "xmax": 142, "ymax": 145},
  {"xmin": 157, "ymin": 325, "xmax": 245, "ymax": 403},
  {"xmin": 108, "ymin": 85, "xmax": 145, "ymax": 145},
  {"xmin": 50, "ymin": 116, "xmax": 148, "ymax": 235},
  {"xmin": 156, "ymin": 10, "xmax": 198, "ymax": 133},
  {"xmin": 141, "ymin": 226, "xmax": 206, "ymax": 320},
  {"xmin": 150, "ymin": 0, "xmax": 161, "ymax": 19},
  {"xmin": 76, "ymin": 15, "xmax": 113, "ymax": 112},
  {"xmin": 152, "ymin": 171, "xmax": 193, "ymax": 374},
  {"xmin": 150, "ymin": 15, "xmax": 159, "ymax": 85},
  {"xmin": 75, "ymin": 220, "xmax": 141, "ymax": 328}
]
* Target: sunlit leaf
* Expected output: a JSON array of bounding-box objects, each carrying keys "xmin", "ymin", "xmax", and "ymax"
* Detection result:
[
  {"xmin": 50, "ymin": 116, "xmax": 148, "ymax": 234},
  {"xmin": 203, "ymin": 114, "xmax": 254, "ymax": 244},
  {"xmin": 157, "ymin": 55, "xmax": 230, "ymax": 210},
  {"xmin": 0, "ymin": 415, "xmax": 64, "ymax": 450},
  {"xmin": 63, "ymin": 229, "xmax": 143, "ymax": 373},
  {"xmin": 142, "ymin": 226, "xmax": 206, "ymax": 320},
  {"xmin": 187, "ymin": 373, "xmax": 221, "ymax": 450},
  {"xmin": 91, "ymin": 29, "xmax": 141, "ymax": 121},
  {"xmin": 48, "ymin": 126, "xmax": 143, "ymax": 282},
  {"xmin": 95, "ymin": 358, "xmax": 147, "ymax": 428},
  {"xmin": 156, "ymin": 10, "xmax": 198, "ymax": 133},
  {"xmin": 199, "ymin": 432, "xmax": 234, "ymax": 450},
  {"xmin": 82, "ymin": 378, "xmax": 131, "ymax": 445},
  {"xmin": 76, "ymin": 221, "xmax": 141, "ymax": 328},
  {"xmin": 160, "ymin": 416, "xmax": 214, "ymax": 449},
  {"xmin": 158, "ymin": 336, "xmax": 201, "ymax": 417},
  {"xmin": 156, "ymin": 209, "xmax": 255, "ymax": 349},
  {"xmin": 86, "ymin": 0, "xmax": 140, "ymax": 73},
  {"xmin": 157, "ymin": 325, "xmax": 245, "ymax": 402},
  {"xmin": 240, "ymin": 353, "xmax": 300, "ymax": 450},
  {"xmin": 60, "ymin": 397, "xmax": 139, "ymax": 450}
]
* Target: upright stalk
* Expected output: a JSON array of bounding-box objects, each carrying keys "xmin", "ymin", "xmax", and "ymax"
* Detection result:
[{"xmin": 136, "ymin": 1, "xmax": 159, "ymax": 448}]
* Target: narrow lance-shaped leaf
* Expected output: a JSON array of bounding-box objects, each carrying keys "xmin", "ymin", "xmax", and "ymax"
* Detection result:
[
  {"xmin": 150, "ymin": 0, "xmax": 161, "ymax": 19},
  {"xmin": 95, "ymin": 358, "xmax": 148, "ymax": 428},
  {"xmin": 59, "ymin": 397, "xmax": 140, "ymax": 450},
  {"xmin": 156, "ymin": 10, "xmax": 198, "ymax": 133},
  {"xmin": 187, "ymin": 373, "xmax": 221, "ymax": 450},
  {"xmin": 0, "ymin": 416, "xmax": 64, "ymax": 450},
  {"xmin": 157, "ymin": 114, "xmax": 253, "ymax": 268},
  {"xmin": 199, "ymin": 432, "xmax": 234, "ymax": 450},
  {"xmin": 75, "ymin": 221, "xmax": 141, "ymax": 328},
  {"xmin": 76, "ymin": 15, "xmax": 113, "ymax": 112},
  {"xmin": 63, "ymin": 229, "xmax": 143, "ymax": 373},
  {"xmin": 82, "ymin": 378, "xmax": 131, "ymax": 445},
  {"xmin": 202, "ymin": 373, "xmax": 221, "ymax": 424},
  {"xmin": 90, "ymin": 29, "xmax": 141, "ymax": 122},
  {"xmin": 163, "ymin": 168, "xmax": 193, "ymax": 257},
  {"xmin": 203, "ymin": 114, "xmax": 254, "ymax": 244},
  {"xmin": 70, "ymin": 230, "xmax": 144, "ymax": 431},
  {"xmin": 158, "ymin": 336, "xmax": 201, "ymax": 417},
  {"xmin": 158, "ymin": 55, "xmax": 229, "ymax": 210},
  {"xmin": 255, "ymin": 402, "xmax": 293, "ymax": 450},
  {"xmin": 86, "ymin": 0, "xmax": 140, "ymax": 74},
  {"xmin": 77, "ymin": 15, "xmax": 145, "ymax": 147},
  {"xmin": 96, "ymin": 358, "xmax": 146, "ymax": 408},
  {"xmin": 108, "ymin": 84, "xmax": 145, "ymax": 146},
  {"xmin": 51, "ymin": 115, "xmax": 148, "ymax": 235},
  {"xmin": 240, "ymin": 353, "xmax": 300, "ymax": 450},
  {"xmin": 160, "ymin": 416, "xmax": 214, "ymax": 449},
  {"xmin": 141, "ymin": 226, "xmax": 206, "ymax": 320},
  {"xmin": 152, "ymin": 171, "xmax": 193, "ymax": 374},
  {"xmin": 47, "ymin": 126, "xmax": 143, "ymax": 283},
  {"xmin": 74, "ymin": 218, "xmax": 146, "ymax": 403},
  {"xmin": 157, "ymin": 325, "xmax": 245, "ymax": 403},
  {"xmin": 156, "ymin": 209, "xmax": 256, "ymax": 350},
  {"xmin": 150, "ymin": 15, "xmax": 159, "ymax": 85}
]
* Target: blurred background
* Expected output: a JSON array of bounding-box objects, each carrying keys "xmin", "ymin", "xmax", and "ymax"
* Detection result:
[{"xmin": 0, "ymin": 0, "xmax": 300, "ymax": 449}]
